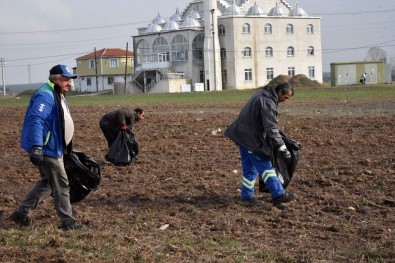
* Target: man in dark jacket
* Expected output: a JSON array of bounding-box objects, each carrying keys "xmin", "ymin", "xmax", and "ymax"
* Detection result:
[
  {"xmin": 99, "ymin": 108, "xmax": 145, "ymax": 148},
  {"xmin": 224, "ymin": 82, "xmax": 296, "ymax": 209},
  {"xmin": 10, "ymin": 64, "xmax": 83, "ymax": 230}
]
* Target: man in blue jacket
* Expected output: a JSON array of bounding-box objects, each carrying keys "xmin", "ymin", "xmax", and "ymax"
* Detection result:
[
  {"xmin": 224, "ymin": 82, "xmax": 296, "ymax": 209},
  {"xmin": 10, "ymin": 64, "xmax": 83, "ymax": 230}
]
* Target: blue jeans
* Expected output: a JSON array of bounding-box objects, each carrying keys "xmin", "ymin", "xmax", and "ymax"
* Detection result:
[
  {"xmin": 16, "ymin": 156, "xmax": 74, "ymax": 223},
  {"xmin": 239, "ymin": 146, "xmax": 285, "ymax": 200}
]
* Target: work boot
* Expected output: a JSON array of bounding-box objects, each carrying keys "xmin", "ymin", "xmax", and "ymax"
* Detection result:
[
  {"xmin": 272, "ymin": 192, "xmax": 296, "ymax": 210},
  {"xmin": 9, "ymin": 211, "xmax": 32, "ymax": 227},
  {"xmin": 241, "ymin": 197, "xmax": 265, "ymax": 207},
  {"xmin": 60, "ymin": 219, "xmax": 84, "ymax": 231}
]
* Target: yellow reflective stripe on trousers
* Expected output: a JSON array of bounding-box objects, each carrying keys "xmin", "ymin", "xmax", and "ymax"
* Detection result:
[
  {"xmin": 44, "ymin": 131, "xmax": 51, "ymax": 145},
  {"xmin": 261, "ymin": 169, "xmax": 276, "ymax": 183},
  {"xmin": 242, "ymin": 176, "xmax": 256, "ymax": 189}
]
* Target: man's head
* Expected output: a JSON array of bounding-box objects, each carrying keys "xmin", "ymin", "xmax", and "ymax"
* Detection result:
[
  {"xmin": 275, "ymin": 82, "xmax": 294, "ymax": 103},
  {"xmin": 49, "ymin": 64, "xmax": 76, "ymax": 94},
  {"xmin": 134, "ymin": 108, "xmax": 145, "ymax": 122}
]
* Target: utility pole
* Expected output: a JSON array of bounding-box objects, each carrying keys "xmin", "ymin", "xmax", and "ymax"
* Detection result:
[
  {"xmin": 94, "ymin": 47, "xmax": 98, "ymax": 93},
  {"xmin": 1, "ymin": 58, "xmax": 5, "ymax": 96},
  {"xmin": 210, "ymin": 9, "xmax": 217, "ymax": 91},
  {"xmin": 124, "ymin": 42, "xmax": 128, "ymax": 94},
  {"xmin": 28, "ymin": 64, "xmax": 31, "ymax": 83}
]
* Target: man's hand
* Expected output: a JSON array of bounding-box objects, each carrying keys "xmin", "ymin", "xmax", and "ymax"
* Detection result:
[
  {"xmin": 278, "ymin": 145, "xmax": 291, "ymax": 161},
  {"xmin": 30, "ymin": 146, "xmax": 43, "ymax": 165},
  {"xmin": 120, "ymin": 124, "xmax": 127, "ymax": 131}
]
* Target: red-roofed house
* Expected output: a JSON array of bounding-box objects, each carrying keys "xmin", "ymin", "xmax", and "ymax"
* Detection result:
[{"xmin": 75, "ymin": 48, "xmax": 134, "ymax": 92}]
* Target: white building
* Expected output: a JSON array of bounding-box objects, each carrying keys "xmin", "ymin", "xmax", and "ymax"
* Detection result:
[{"xmin": 132, "ymin": 0, "xmax": 322, "ymax": 93}]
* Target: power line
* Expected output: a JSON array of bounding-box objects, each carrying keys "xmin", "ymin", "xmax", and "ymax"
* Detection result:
[
  {"xmin": 314, "ymin": 9, "xmax": 395, "ymax": 16},
  {"xmin": 0, "ymin": 20, "xmax": 151, "ymax": 35}
]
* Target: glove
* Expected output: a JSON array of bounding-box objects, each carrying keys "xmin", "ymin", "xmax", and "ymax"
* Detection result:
[
  {"xmin": 120, "ymin": 124, "xmax": 127, "ymax": 131},
  {"xmin": 278, "ymin": 145, "xmax": 291, "ymax": 161},
  {"xmin": 30, "ymin": 146, "xmax": 43, "ymax": 166}
]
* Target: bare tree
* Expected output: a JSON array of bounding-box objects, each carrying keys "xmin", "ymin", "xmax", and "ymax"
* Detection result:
[{"xmin": 366, "ymin": 46, "xmax": 387, "ymax": 63}]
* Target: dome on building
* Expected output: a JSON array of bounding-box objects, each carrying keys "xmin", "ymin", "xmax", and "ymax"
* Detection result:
[
  {"xmin": 289, "ymin": 3, "xmax": 308, "ymax": 16},
  {"xmin": 170, "ymin": 8, "xmax": 183, "ymax": 22},
  {"xmin": 181, "ymin": 17, "xmax": 201, "ymax": 29},
  {"xmin": 223, "ymin": 2, "xmax": 245, "ymax": 16},
  {"xmin": 153, "ymin": 13, "xmax": 166, "ymax": 24},
  {"xmin": 246, "ymin": 2, "xmax": 266, "ymax": 16},
  {"xmin": 145, "ymin": 22, "xmax": 162, "ymax": 33},
  {"xmin": 186, "ymin": 10, "xmax": 201, "ymax": 20},
  {"xmin": 163, "ymin": 19, "xmax": 180, "ymax": 31},
  {"xmin": 268, "ymin": 3, "xmax": 286, "ymax": 16}
]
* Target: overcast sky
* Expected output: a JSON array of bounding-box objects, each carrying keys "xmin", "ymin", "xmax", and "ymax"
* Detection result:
[{"xmin": 0, "ymin": 0, "xmax": 394, "ymax": 85}]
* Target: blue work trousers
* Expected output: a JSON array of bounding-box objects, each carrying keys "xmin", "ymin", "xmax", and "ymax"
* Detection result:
[{"xmin": 239, "ymin": 146, "xmax": 285, "ymax": 200}]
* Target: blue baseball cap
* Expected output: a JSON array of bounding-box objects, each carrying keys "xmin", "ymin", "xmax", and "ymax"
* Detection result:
[{"xmin": 49, "ymin": 64, "xmax": 77, "ymax": 79}]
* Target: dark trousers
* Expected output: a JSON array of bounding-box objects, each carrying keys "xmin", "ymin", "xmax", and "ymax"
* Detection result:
[
  {"xmin": 99, "ymin": 117, "xmax": 119, "ymax": 148},
  {"xmin": 16, "ymin": 156, "xmax": 74, "ymax": 224}
]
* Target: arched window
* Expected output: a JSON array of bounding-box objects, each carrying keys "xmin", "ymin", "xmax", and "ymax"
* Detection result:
[
  {"xmin": 171, "ymin": 35, "xmax": 188, "ymax": 61},
  {"xmin": 264, "ymin": 23, "xmax": 272, "ymax": 34},
  {"xmin": 286, "ymin": 24, "xmax": 294, "ymax": 34},
  {"xmin": 243, "ymin": 47, "xmax": 252, "ymax": 57},
  {"xmin": 192, "ymin": 33, "xmax": 204, "ymax": 60},
  {"xmin": 153, "ymin": 37, "xmax": 168, "ymax": 53},
  {"xmin": 307, "ymin": 24, "xmax": 314, "ymax": 34},
  {"xmin": 265, "ymin": 47, "xmax": 273, "ymax": 57},
  {"xmin": 153, "ymin": 37, "xmax": 169, "ymax": 62},
  {"xmin": 242, "ymin": 23, "xmax": 250, "ymax": 33},
  {"xmin": 307, "ymin": 46, "xmax": 314, "ymax": 56},
  {"xmin": 218, "ymin": 24, "xmax": 226, "ymax": 36},
  {"xmin": 136, "ymin": 39, "xmax": 150, "ymax": 64},
  {"xmin": 220, "ymin": 48, "xmax": 226, "ymax": 59},
  {"xmin": 287, "ymin": 46, "xmax": 295, "ymax": 56}
]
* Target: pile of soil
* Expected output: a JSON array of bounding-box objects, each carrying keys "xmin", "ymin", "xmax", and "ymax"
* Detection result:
[{"xmin": 269, "ymin": 74, "xmax": 324, "ymax": 88}]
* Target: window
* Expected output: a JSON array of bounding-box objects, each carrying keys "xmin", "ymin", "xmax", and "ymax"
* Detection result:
[
  {"xmin": 220, "ymin": 48, "xmax": 226, "ymax": 59},
  {"xmin": 177, "ymin": 72, "xmax": 185, "ymax": 78},
  {"xmin": 136, "ymin": 39, "xmax": 150, "ymax": 64},
  {"xmin": 307, "ymin": 46, "xmax": 314, "ymax": 56},
  {"xmin": 218, "ymin": 24, "xmax": 226, "ymax": 36},
  {"xmin": 288, "ymin": 67, "xmax": 295, "ymax": 76},
  {"xmin": 266, "ymin": 68, "xmax": 274, "ymax": 80},
  {"xmin": 265, "ymin": 47, "xmax": 273, "ymax": 57},
  {"xmin": 287, "ymin": 46, "xmax": 295, "ymax": 56},
  {"xmin": 244, "ymin": 69, "xmax": 252, "ymax": 81},
  {"xmin": 243, "ymin": 47, "xmax": 252, "ymax": 57},
  {"xmin": 110, "ymin": 58, "xmax": 118, "ymax": 68},
  {"xmin": 193, "ymin": 33, "xmax": 204, "ymax": 60},
  {"xmin": 89, "ymin": 59, "xmax": 95, "ymax": 69},
  {"xmin": 242, "ymin": 23, "xmax": 250, "ymax": 33},
  {"xmin": 172, "ymin": 35, "xmax": 188, "ymax": 62},
  {"xmin": 308, "ymin": 66, "xmax": 315, "ymax": 78},
  {"xmin": 286, "ymin": 24, "xmax": 294, "ymax": 34},
  {"xmin": 108, "ymin": 76, "xmax": 114, "ymax": 85},
  {"xmin": 153, "ymin": 37, "xmax": 169, "ymax": 53},
  {"xmin": 87, "ymin": 78, "xmax": 92, "ymax": 86},
  {"xmin": 222, "ymin": 69, "xmax": 227, "ymax": 83},
  {"xmin": 264, "ymin": 23, "xmax": 272, "ymax": 34},
  {"xmin": 307, "ymin": 24, "xmax": 314, "ymax": 34},
  {"xmin": 130, "ymin": 58, "xmax": 134, "ymax": 66}
]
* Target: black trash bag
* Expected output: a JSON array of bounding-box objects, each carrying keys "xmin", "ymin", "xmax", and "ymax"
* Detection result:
[
  {"xmin": 105, "ymin": 130, "xmax": 139, "ymax": 166},
  {"xmin": 64, "ymin": 150, "xmax": 101, "ymax": 203},
  {"xmin": 259, "ymin": 132, "xmax": 302, "ymax": 192}
]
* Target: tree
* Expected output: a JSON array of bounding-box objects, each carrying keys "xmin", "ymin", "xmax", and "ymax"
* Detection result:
[{"xmin": 365, "ymin": 46, "xmax": 387, "ymax": 63}]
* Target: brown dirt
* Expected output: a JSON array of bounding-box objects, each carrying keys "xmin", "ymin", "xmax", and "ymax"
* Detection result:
[{"xmin": 0, "ymin": 97, "xmax": 394, "ymax": 262}]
